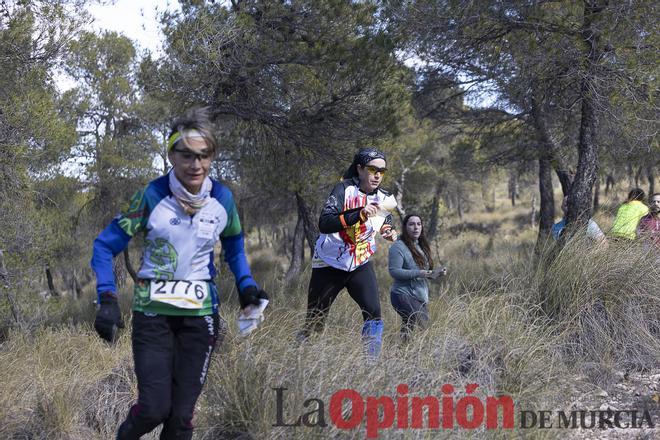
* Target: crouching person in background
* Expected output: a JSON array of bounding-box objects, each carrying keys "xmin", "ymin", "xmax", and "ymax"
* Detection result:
[{"xmin": 610, "ymin": 188, "xmax": 649, "ymax": 241}]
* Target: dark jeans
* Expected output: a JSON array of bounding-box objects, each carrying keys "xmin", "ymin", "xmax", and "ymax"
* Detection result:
[
  {"xmin": 390, "ymin": 292, "xmax": 428, "ymax": 342},
  {"xmin": 117, "ymin": 312, "xmax": 221, "ymax": 440},
  {"xmin": 301, "ymin": 261, "xmax": 381, "ymax": 336}
]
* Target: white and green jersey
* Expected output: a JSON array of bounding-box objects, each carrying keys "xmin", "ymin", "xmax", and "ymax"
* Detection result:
[{"xmin": 91, "ymin": 173, "xmax": 257, "ymax": 316}]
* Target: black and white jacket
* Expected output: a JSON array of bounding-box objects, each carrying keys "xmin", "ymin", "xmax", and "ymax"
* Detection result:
[{"xmin": 313, "ymin": 177, "xmax": 396, "ymax": 272}]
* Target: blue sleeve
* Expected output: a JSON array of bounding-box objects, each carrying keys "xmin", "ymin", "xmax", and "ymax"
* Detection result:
[
  {"xmin": 220, "ymin": 232, "xmax": 258, "ymax": 293},
  {"xmin": 90, "ymin": 219, "xmax": 132, "ymax": 299},
  {"xmin": 213, "ymin": 181, "xmax": 258, "ymax": 294},
  {"xmin": 212, "ymin": 181, "xmax": 258, "ymax": 294}
]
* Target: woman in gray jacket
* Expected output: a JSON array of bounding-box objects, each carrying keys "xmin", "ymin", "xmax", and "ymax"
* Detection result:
[{"xmin": 389, "ymin": 214, "xmax": 446, "ymax": 341}]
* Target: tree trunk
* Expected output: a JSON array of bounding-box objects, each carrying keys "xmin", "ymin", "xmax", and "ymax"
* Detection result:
[
  {"xmin": 647, "ymin": 165, "xmax": 655, "ymax": 195},
  {"xmin": 627, "ymin": 162, "xmax": 634, "ymax": 188},
  {"xmin": 537, "ymin": 155, "xmax": 555, "ymax": 239},
  {"xmin": 162, "ymin": 131, "xmax": 169, "ymax": 175},
  {"xmin": 491, "ymin": 184, "xmax": 496, "ymax": 211},
  {"xmin": 565, "ymin": 0, "xmax": 604, "ymax": 231},
  {"xmin": 427, "ymin": 178, "xmax": 446, "ymax": 240},
  {"xmin": 530, "ymin": 89, "xmax": 556, "ymax": 250},
  {"xmin": 565, "ymin": 95, "xmax": 598, "ymax": 229},
  {"xmin": 285, "ymin": 216, "xmax": 304, "ymax": 281},
  {"xmin": 444, "ymin": 193, "xmax": 453, "ymax": 210},
  {"xmin": 508, "ymin": 172, "xmax": 518, "ymax": 207},
  {"xmin": 123, "ymin": 249, "xmax": 138, "ymax": 283},
  {"xmin": 280, "ymin": 226, "xmax": 290, "ymax": 258},
  {"xmin": 593, "ymin": 175, "xmax": 600, "ymax": 212},
  {"xmin": 531, "ymin": 194, "xmax": 537, "ymax": 228},
  {"xmin": 457, "ymin": 189, "xmax": 464, "ymax": 220},
  {"xmin": 295, "ymin": 192, "xmax": 318, "ymax": 257},
  {"xmin": 393, "ymin": 155, "xmax": 420, "ymax": 221},
  {"xmin": 605, "ymin": 174, "xmax": 615, "ymax": 195},
  {"xmin": 554, "ymin": 169, "xmax": 574, "ymax": 197},
  {"xmin": 531, "ymin": 87, "xmax": 573, "ymax": 196},
  {"xmin": 72, "ymin": 269, "xmax": 82, "ymax": 300},
  {"xmin": 61, "ymin": 268, "xmax": 82, "ymax": 300},
  {"xmin": 634, "ymin": 165, "xmax": 643, "ymax": 189},
  {"xmin": 45, "ymin": 263, "xmax": 59, "ymax": 297},
  {"xmin": 481, "ymin": 173, "xmax": 495, "ymax": 213}
]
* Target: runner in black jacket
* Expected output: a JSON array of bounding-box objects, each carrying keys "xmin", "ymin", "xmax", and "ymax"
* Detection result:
[{"xmin": 299, "ymin": 148, "xmax": 398, "ymax": 360}]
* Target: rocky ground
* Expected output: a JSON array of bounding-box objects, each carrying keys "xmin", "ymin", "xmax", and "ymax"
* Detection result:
[{"xmin": 564, "ymin": 370, "xmax": 659, "ymax": 439}]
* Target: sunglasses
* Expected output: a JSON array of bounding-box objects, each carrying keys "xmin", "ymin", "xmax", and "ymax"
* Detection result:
[
  {"xmin": 364, "ymin": 165, "xmax": 387, "ymax": 176},
  {"xmin": 172, "ymin": 148, "xmax": 212, "ymax": 163}
]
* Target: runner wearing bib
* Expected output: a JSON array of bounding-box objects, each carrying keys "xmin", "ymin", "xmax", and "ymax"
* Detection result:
[
  {"xmin": 298, "ymin": 148, "xmax": 398, "ymax": 360},
  {"xmin": 91, "ymin": 108, "xmax": 268, "ymax": 440}
]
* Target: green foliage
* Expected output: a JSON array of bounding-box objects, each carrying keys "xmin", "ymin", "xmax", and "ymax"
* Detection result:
[
  {"xmin": 64, "ymin": 30, "xmax": 162, "ymax": 224},
  {"xmin": 149, "ymin": 0, "xmax": 413, "ymax": 230},
  {"xmin": 0, "ymin": 1, "xmax": 83, "ymax": 318},
  {"xmin": 385, "ymin": 0, "xmax": 658, "ymax": 236}
]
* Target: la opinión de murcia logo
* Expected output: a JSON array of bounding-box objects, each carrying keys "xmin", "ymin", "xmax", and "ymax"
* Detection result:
[{"xmin": 272, "ymin": 384, "xmax": 657, "ymax": 438}]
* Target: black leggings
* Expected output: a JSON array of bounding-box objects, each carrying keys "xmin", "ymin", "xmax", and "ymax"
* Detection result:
[
  {"xmin": 117, "ymin": 312, "xmax": 221, "ymax": 440},
  {"xmin": 390, "ymin": 292, "xmax": 429, "ymax": 342},
  {"xmin": 302, "ymin": 261, "xmax": 381, "ymax": 335}
]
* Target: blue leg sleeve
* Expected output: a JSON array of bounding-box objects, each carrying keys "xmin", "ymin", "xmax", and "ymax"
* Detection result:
[{"xmin": 361, "ymin": 319, "xmax": 384, "ymax": 361}]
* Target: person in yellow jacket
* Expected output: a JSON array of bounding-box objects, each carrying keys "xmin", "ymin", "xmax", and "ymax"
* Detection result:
[{"xmin": 610, "ymin": 188, "xmax": 649, "ymax": 240}]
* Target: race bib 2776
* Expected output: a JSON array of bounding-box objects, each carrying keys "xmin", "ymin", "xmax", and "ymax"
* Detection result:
[{"xmin": 149, "ymin": 280, "xmax": 209, "ymax": 309}]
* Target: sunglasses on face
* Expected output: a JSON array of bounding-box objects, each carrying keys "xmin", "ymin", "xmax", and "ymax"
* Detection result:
[
  {"xmin": 364, "ymin": 165, "xmax": 387, "ymax": 176},
  {"xmin": 172, "ymin": 148, "xmax": 212, "ymax": 163}
]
